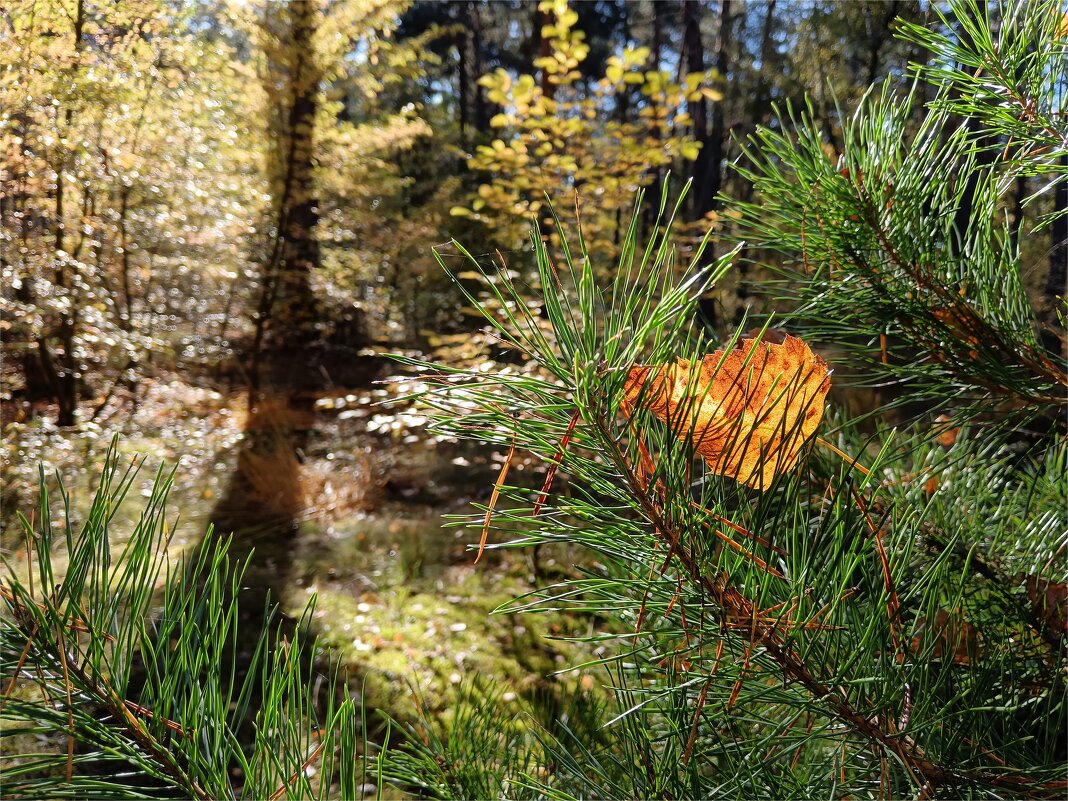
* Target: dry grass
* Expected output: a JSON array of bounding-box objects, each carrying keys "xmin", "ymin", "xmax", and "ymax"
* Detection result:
[{"xmin": 237, "ymin": 393, "xmax": 381, "ymax": 522}]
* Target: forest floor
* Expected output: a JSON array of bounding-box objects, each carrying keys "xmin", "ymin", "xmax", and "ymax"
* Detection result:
[{"xmin": 1, "ymin": 358, "xmax": 606, "ymax": 740}]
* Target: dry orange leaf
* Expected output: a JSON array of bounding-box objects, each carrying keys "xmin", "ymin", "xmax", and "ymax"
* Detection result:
[{"xmin": 622, "ymin": 331, "xmax": 831, "ymax": 489}]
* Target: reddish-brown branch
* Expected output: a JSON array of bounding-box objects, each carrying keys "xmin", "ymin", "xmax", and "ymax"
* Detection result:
[
  {"xmin": 532, "ymin": 410, "xmax": 579, "ymax": 517},
  {"xmin": 268, "ymin": 738, "xmax": 326, "ymax": 801},
  {"xmin": 478, "ymin": 431, "xmax": 516, "ymax": 564},
  {"xmin": 597, "ymin": 414, "xmax": 1064, "ymax": 798}
]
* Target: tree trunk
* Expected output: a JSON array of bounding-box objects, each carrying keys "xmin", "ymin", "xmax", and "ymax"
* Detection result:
[
  {"xmin": 699, "ymin": 0, "xmax": 732, "ymax": 239},
  {"xmin": 707, "ymin": 0, "xmax": 732, "ymax": 210},
  {"xmin": 864, "ymin": 0, "xmax": 900, "ymax": 87},
  {"xmin": 642, "ymin": 2, "xmax": 670, "ymax": 237},
  {"xmin": 683, "ymin": 0, "xmax": 710, "ymax": 220},
  {"xmin": 252, "ymin": 0, "xmax": 326, "ymax": 397},
  {"xmin": 275, "ymin": 0, "xmax": 322, "ymax": 346},
  {"xmin": 737, "ymin": 0, "xmax": 777, "ymax": 217},
  {"xmin": 1048, "ymin": 154, "xmax": 1067, "ymax": 309},
  {"xmin": 48, "ymin": 0, "xmax": 86, "ymax": 427},
  {"xmin": 752, "ymin": 0, "xmax": 777, "ymax": 129},
  {"xmin": 469, "ymin": 2, "xmax": 488, "ymax": 132},
  {"xmin": 117, "ymin": 185, "xmax": 133, "ymax": 330},
  {"xmin": 456, "ymin": 5, "xmax": 470, "ymax": 142},
  {"xmin": 535, "ymin": 3, "xmax": 555, "ymax": 100}
]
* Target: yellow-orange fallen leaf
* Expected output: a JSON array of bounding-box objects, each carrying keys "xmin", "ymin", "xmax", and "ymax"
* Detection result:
[{"xmin": 623, "ymin": 331, "xmax": 831, "ymax": 489}]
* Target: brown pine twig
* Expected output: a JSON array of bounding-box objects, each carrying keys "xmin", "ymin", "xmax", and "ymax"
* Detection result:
[
  {"xmin": 123, "ymin": 700, "xmax": 193, "ymax": 739},
  {"xmin": 49, "ymin": 589, "xmax": 76, "ymax": 784},
  {"xmin": 477, "ymin": 429, "xmax": 516, "ymax": 564},
  {"xmin": 683, "ymin": 674, "xmax": 712, "ymax": 766},
  {"xmin": 268, "ymin": 738, "xmax": 326, "ymax": 801},
  {"xmin": 532, "ymin": 410, "xmax": 579, "ymax": 517},
  {"xmin": 597, "ymin": 414, "xmax": 1065, "ymax": 798}
]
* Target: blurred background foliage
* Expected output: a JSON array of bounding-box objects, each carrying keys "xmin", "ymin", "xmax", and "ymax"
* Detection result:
[{"xmin": 4, "ymin": 0, "xmax": 968, "ymax": 407}]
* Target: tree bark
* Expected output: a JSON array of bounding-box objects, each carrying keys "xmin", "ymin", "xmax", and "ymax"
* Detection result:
[
  {"xmin": 535, "ymin": 3, "xmax": 555, "ymax": 100},
  {"xmin": 752, "ymin": 0, "xmax": 777, "ymax": 129},
  {"xmin": 48, "ymin": 0, "xmax": 86, "ymax": 427},
  {"xmin": 706, "ymin": 0, "xmax": 732, "ymax": 215},
  {"xmin": 864, "ymin": 0, "xmax": 900, "ymax": 87},
  {"xmin": 275, "ymin": 0, "xmax": 322, "ymax": 346},
  {"xmin": 251, "ymin": 0, "xmax": 326, "ymax": 396},
  {"xmin": 456, "ymin": 4, "xmax": 470, "ymax": 141},
  {"xmin": 642, "ymin": 2, "xmax": 671, "ymax": 237},
  {"xmin": 1048, "ymin": 154, "xmax": 1067, "ymax": 309},
  {"xmin": 469, "ymin": 2, "xmax": 488, "ymax": 132},
  {"xmin": 683, "ymin": 0, "xmax": 710, "ymax": 219}
]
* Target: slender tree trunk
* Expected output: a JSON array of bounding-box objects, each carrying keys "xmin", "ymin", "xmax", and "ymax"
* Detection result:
[
  {"xmin": 1048, "ymin": 154, "xmax": 1067, "ymax": 308},
  {"xmin": 701, "ymin": 0, "xmax": 732, "ymax": 251},
  {"xmin": 456, "ymin": 5, "xmax": 470, "ymax": 142},
  {"xmin": 535, "ymin": 3, "xmax": 555, "ymax": 100},
  {"xmin": 683, "ymin": 0, "xmax": 710, "ymax": 220},
  {"xmin": 274, "ymin": 0, "xmax": 322, "ymax": 346},
  {"xmin": 251, "ymin": 0, "xmax": 326, "ymax": 397},
  {"xmin": 6, "ymin": 154, "xmax": 53, "ymax": 401},
  {"xmin": 642, "ymin": 2, "xmax": 669, "ymax": 237},
  {"xmin": 737, "ymin": 0, "xmax": 777, "ymax": 215},
  {"xmin": 652, "ymin": 2, "xmax": 664, "ymax": 68},
  {"xmin": 469, "ymin": 2, "xmax": 488, "ymax": 132},
  {"xmin": 117, "ymin": 185, "xmax": 133, "ymax": 330},
  {"xmin": 752, "ymin": 0, "xmax": 776, "ymax": 128},
  {"xmin": 864, "ymin": 0, "xmax": 900, "ymax": 86},
  {"xmin": 47, "ymin": 0, "xmax": 86, "ymax": 427},
  {"xmin": 707, "ymin": 0, "xmax": 731, "ymax": 207}
]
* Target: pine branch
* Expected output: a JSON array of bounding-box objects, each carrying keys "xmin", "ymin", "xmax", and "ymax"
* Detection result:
[{"xmin": 592, "ymin": 413, "xmax": 1065, "ymax": 800}]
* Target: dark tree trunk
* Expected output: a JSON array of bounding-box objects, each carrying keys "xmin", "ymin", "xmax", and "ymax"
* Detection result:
[
  {"xmin": 456, "ymin": 4, "xmax": 470, "ymax": 142},
  {"xmin": 4, "ymin": 172, "xmax": 54, "ymax": 401},
  {"xmin": 865, "ymin": 0, "xmax": 900, "ymax": 86},
  {"xmin": 705, "ymin": 0, "xmax": 731, "ymax": 211},
  {"xmin": 117, "ymin": 185, "xmax": 133, "ymax": 330},
  {"xmin": 47, "ymin": 0, "xmax": 86, "ymax": 427},
  {"xmin": 275, "ymin": 0, "xmax": 322, "ymax": 345},
  {"xmin": 1048, "ymin": 154, "xmax": 1067, "ymax": 309},
  {"xmin": 738, "ymin": 0, "xmax": 777, "ymax": 217},
  {"xmin": 642, "ymin": 2, "xmax": 671, "ymax": 237},
  {"xmin": 683, "ymin": 0, "xmax": 710, "ymax": 219},
  {"xmin": 469, "ymin": 2, "xmax": 488, "ymax": 132},
  {"xmin": 752, "ymin": 0, "xmax": 776, "ymax": 127},
  {"xmin": 251, "ymin": 0, "xmax": 328, "ymax": 398},
  {"xmin": 692, "ymin": 0, "xmax": 733, "ymax": 328},
  {"xmin": 652, "ymin": 2, "xmax": 664, "ymax": 69},
  {"xmin": 535, "ymin": 3, "xmax": 555, "ymax": 100}
]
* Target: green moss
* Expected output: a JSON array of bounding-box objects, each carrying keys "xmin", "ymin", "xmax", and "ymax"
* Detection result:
[{"xmin": 282, "ymin": 508, "xmax": 603, "ymax": 728}]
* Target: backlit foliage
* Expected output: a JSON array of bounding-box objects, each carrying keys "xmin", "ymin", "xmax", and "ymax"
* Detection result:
[
  {"xmin": 451, "ymin": 0, "xmax": 722, "ymax": 263},
  {"xmin": 1, "ymin": 1, "xmax": 262, "ymax": 422}
]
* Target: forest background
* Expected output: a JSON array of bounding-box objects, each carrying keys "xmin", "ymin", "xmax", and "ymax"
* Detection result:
[{"xmin": 1, "ymin": 0, "xmax": 1066, "ymax": 796}]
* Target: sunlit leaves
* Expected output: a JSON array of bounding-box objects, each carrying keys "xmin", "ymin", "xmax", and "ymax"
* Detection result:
[
  {"xmin": 456, "ymin": 0, "xmax": 720, "ymax": 264},
  {"xmin": 1, "ymin": 0, "xmax": 265, "ymax": 413},
  {"xmin": 622, "ymin": 331, "xmax": 831, "ymax": 489}
]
